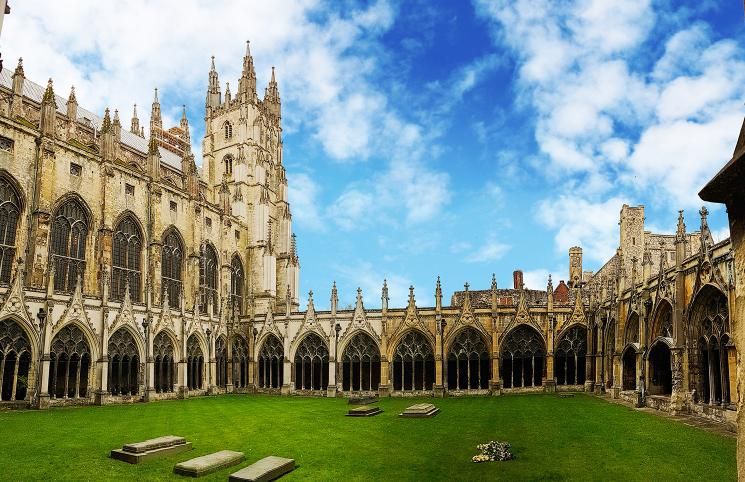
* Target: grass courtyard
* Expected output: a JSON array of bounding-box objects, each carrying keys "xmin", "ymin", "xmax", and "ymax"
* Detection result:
[{"xmin": 0, "ymin": 393, "xmax": 735, "ymax": 481}]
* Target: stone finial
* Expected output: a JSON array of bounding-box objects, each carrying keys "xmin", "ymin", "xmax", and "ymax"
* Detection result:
[
  {"xmin": 67, "ymin": 85, "xmax": 77, "ymax": 104},
  {"xmin": 42, "ymin": 78, "xmax": 56, "ymax": 105},
  {"xmin": 675, "ymin": 209, "xmax": 686, "ymax": 241},
  {"xmin": 331, "ymin": 281, "xmax": 338, "ymax": 315},
  {"xmin": 408, "ymin": 285, "xmax": 416, "ymax": 307},
  {"xmin": 547, "ymin": 273, "xmax": 553, "ymax": 292},
  {"xmin": 131, "ymin": 103, "xmax": 140, "ymax": 134},
  {"xmin": 491, "ymin": 273, "xmax": 497, "ymax": 291},
  {"xmin": 14, "ymin": 57, "xmax": 23, "ymax": 76}
]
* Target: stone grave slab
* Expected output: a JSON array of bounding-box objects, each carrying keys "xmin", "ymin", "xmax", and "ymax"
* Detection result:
[
  {"xmin": 347, "ymin": 395, "xmax": 377, "ymax": 405},
  {"xmin": 346, "ymin": 405, "xmax": 382, "ymax": 417},
  {"xmin": 228, "ymin": 456, "xmax": 295, "ymax": 482},
  {"xmin": 173, "ymin": 450, "xmax": 245, "ymax": 477},
  {"xmin": 399, "ymin": 403, "xmax": 440, "ymax": 418},
  {"xmin": 111, "ymin": 435, "xmax": 192, "ymax": 464}
]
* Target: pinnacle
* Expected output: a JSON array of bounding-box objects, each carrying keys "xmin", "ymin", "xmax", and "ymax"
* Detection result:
[
  {"xmin": 132, "ymin": 103, "xmax": 138, "ymax": 117},
  {"xmin": 68, "ymin": 86, "xmax": 76, "ymax": 101},
  {"xmin": 210, "ymin": 55, "xmax": 216, "ymax": 70},
  {"xmin": 153, "ymin": 87, "xmax": 159, "ymax": 103}
]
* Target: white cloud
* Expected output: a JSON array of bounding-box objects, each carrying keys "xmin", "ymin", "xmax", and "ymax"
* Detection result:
[
  {"xmin": 465, "ymin": 239, "xmax": 511, "ymax": 263},
  {"xmin": 521, "ymin": 267, "xmax": 566, "ymax": 291},
  {"xmin": 332, "ymin": 260, "xmax": 412, "ymax": 308},
  {"xmin": 327, "ymin": 189, "xmax": 375, "ymax": 231},
  {"xmin": 712, "ymin": 226, "xmax": 730, "ymax": 244},
  {"xmin": 287, "ymin": 172, "xmax": 324, "ymax": 231}
]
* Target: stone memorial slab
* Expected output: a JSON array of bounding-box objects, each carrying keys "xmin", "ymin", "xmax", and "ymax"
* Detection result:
[
  {"xmin": 347, "ymin": 395, "xmax": 377, "ymax": 405},
  {"xmin": 346, "ymin": 405, "xmax": 382, "ymax": 417},
  {"xmin": 228, "ymin": 456, "xmax": 296, "ymax": 482},
  {"xmin": 111, "ymin": 435, "xmax": 192, "ymax": 464},
  {"xmin": 399, "ymin": 403, "xmax": 440, "ymax": 418},
  {"xmin": 173, "ymin": 450, "xmax": 245, "ymax": 477}
]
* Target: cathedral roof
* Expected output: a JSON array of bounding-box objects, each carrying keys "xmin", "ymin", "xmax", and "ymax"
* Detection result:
[{"xmin": 0, "ymin": 68, "xmax": 183, "ymax": 171}]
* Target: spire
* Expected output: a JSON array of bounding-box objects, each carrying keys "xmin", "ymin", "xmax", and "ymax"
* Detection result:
[
  {"xmin": 331, "ymin": 281, "xmax": 338, "ymax": 316},
  {"xmin": 11, "ymin": 58, "xmax": 24, "ymax": 117},
  {"xmin": 150, "ymin": 87, "xmax": 162, "ymax": 130},
  {"xmin": 42, "ymin": 78, "xmax": 56, "ymax": 106},
  {"xmin": 180, "ymin": 105, "xmax": 190, "ymax": 147},
  {"xmin": 130, "ymin": 103, "xmax": 140, "ymax": 135},
  {"xmin": 67, "ymin": 85, "xmax": 77, "ymax": 105},
  {"xmin": 66, "ymin": 86, "xmax": 78, "ymax": 130},
  {"xmin": 676, "ymin": 210, "xmax": 686, "ymax": 242},
  {"xmin": 40, "ymin": 78, "xmax": 57, "ymax": 136},
  {"xmin": 112, "ymin": 108, "xmax": 121, "ymax": 139},
  {"xmin": 264, "ymin": 66, "xmax": 281, "ymax": 119},
  {"xmin": 13, "ymin": 57, "xmax": 23, "ymax": 77},
  {"xmin": 700, "ymin": 206, "xmax": 714, "ymax": 249},
  {"xmin": 101, "ymin": 107, "xmax": 112, "ymax": 133},
  {"xmin": 224, "ymin": 81, "xmax": 232, "ymax": 104},
  {"xmin": 206, "ymin": 55, "xmax": 221, "ymax": 112},
  {"xmin": 239, "ymin": 40, "xmax": 257, "ymax": 102},
  {"xmin": 381, "ymin": 279, "xmax": 389, "ymax": 312}
]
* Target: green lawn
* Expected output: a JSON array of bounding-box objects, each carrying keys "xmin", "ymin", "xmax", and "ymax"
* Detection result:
[{"xmin": 0, "ymin": 393, "xmax": 735, "ymax": 481}]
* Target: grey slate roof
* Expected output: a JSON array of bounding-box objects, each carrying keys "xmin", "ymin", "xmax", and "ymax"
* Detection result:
[{"xmin": 0, "ymin": 68, "xmax": 183, "ymax": 170}]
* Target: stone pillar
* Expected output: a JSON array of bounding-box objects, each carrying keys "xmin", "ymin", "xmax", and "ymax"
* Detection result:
[
  {"xmin": 490, "ymin": 354, "xmax": 501, "ymax": 395},
  {"xmin": 670, "ymin": 347, "xmax": 685, "ymax": 413},
  {"xmin": 226, "ymin": 326, "xmax": 234, "ymax": 393},
  {"xmin": 37, "ymin": 309, "xmax": 53, "ymax": 409},
  {"xmin": 95, "ymin": 315, "xmax": 110, "ymax": 406},
  {"xmin": 544, "ymin": 353, "xmax": 555, "ymax": 392},
  {"xmin": 327, "ymin": 333, "xmax": 337, "ymax": 397},
  {"xmin": 611, "ymin": 354, "xmax": 621, "ymax": 399}
]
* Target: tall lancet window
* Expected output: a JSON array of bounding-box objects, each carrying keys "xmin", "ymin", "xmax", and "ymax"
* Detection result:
[
  {"xmin": 50, "ymin": 198, "xmax": 89, "ymax": 292},
  {"xmin": 0, "ymin": 175, "xmax": 22, "ymax": 284}
]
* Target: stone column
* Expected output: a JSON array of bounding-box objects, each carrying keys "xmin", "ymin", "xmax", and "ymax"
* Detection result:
[
  {"xmin": 327, "ymin": 333, "xmax": 337, "ymax": 397},
  {"xmin": 281, "ymin": 336, "xmax": 291, "ymax": 395},
  {"xmin": 226, "ymin": 324, "xmax": 234, "ymax": 393},
  {"xmin": 544, "ymin": 353, "xmax": 555, "ymax": 392},
  {"xmin": 670, "ymin": 347, "xmax": 685, "ymax": 413},
  {"xmin": 95, "ymin": 316, "xmax": 110, "ymax": 406},
  {"xmin": 433, "ymin": 318, "xmax": 444, "ymax": 397}
]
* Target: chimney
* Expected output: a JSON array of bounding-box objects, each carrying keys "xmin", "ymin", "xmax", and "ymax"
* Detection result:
[{"xmin": 513, "ymin": 270, "xmax": 524, "ymax": 290}]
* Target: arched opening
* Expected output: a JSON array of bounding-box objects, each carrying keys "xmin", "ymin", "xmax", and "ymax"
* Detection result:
[
  {"xmin": 111, "ymin": 215, "xmax": 142, "ymax": 302},
  {"xmin": 691, "ymin": 286, "xmax": 731, "ymax": 406},
  {"xmin": 215, "ymin": 335, "xmax": 227, "ymax": 388},
  {"xmin": 107, "ymin": 328, "xmax": 140, "ymax": 396},
  {"xmin": 622, "ymin": 346, "xmax": 636, "ymax": 391},
  {"xmin": 186, "ymin": 335, "xmax": 204, "ymax": 390},
  {"xmin": 625, "ymin": 313, "xmax": 639, "ymax": 345},
  {"xmin": 501, "ymin": 325, "xmax": 545, "ymax": 388},
  {"xmin": 0, "ymin": 175, "xmax": 22, "ymax": 284},
  {"xmin": 294, "ymin": 333, "xmax": 329, "ymax": 391},
  {"xmin": 392, "ymin": 331, "xmax": 435, "ymax": 392},
  {"xmin": 48, "ymin": 324, "xmax": 91, "ymax": 399},
  {"xmin": 230, "ymin": 255, "xmax": 244, "ymax": 315},
  {"xmin": 604, "ymin": 320, "xmax": 616, "ymax": 388},
  {"xmin": 447, "ymin": 328, "xmax": 489, "ymax": 390},
  {"xmin": 50, "ymin": 198, "xmax": 89, "ymax": 292},
  {"xmin": 232, "ymin": 335, "xmax": 249, "ymax": 389},
  {"xmin": 199, "ymin": 244, "xmax": 218, "ymax": 315},
  {"xmin": 161, "ymin": 229, "xmax": 183, "ymax": 306},
  {"xmin": 648, "ymin": 341, "xmax": 672, "ymax": 396},
  {"xmin": 341, "ymin": 332, "xmax": 380, "ymax": 392},
  {"xmin": 224, "ymin": 121, "xmax": 233, "ymax": 140},
  {"xmin": 153, "ymin": 331, "xmax": 175, "ymax": 393},
  {"xmin": 555, "ymin": 325, "xmax": 586, "ymax": 386},
  {"xmin": 258, "ymin": 335, "xmax": 283, "ymax": 389},
  {"xmin": 0, "ymin": 318, "xmax": 32, "ymax": 401},
  {"xmin": 224, "ymin": 155, "xmax": 234, "ymax": 176}
]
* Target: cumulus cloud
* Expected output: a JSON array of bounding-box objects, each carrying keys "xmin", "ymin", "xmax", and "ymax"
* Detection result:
[
  {"xmin": 465, "ymin": 238, "xmax": 511, "ymax": 263},
  {"xmin": 288, "ymin": 172, "xmax": 324, "ymax": 231}
]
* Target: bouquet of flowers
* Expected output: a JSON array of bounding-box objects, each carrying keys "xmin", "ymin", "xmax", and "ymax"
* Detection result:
[{"xmin": 472, "ymin": 441, "xmax": 514, "ymax": 463}]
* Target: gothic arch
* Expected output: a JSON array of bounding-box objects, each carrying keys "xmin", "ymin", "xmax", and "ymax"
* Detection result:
[
  {"xmin": 107, "ymin": 326, "xmax": 142, "ymax": 396},
  {"xmin": 232, "ymin": 334, "xmax": 250, "ymax": 389},
  {"xmin": 625, "ymin": 311, "xmax": 640, "ymax": 345},
  {"xmin": 111, "ymin": 211, "xmax": 145, "ymax": 302},
  {"xmin": 500, "ymin": 324, "xmax": 546, "ymax": 388},
  {"xmin": 555, "ymin": 324, "xmax": 587, "ymax": 386},
  {"xmin": 258, "ymin": 333, "xmax": 284, "ymax": 389},
  {"xmin": 444, "ymin": 325, "xmax": 490, "ymax": 356},
  {"xmin": 0, "ymin": 316, "xmax": 34, "ymax": 401},
  {"xmin": 49, "ymin": 194, "xmax": 93, "ymax": 292},
  {"xmin": 338, "ymin": 327, "xmax": 381, "ymax": 357},
  {"xmin": 0, "ymin": 171, "xmax": 25, "ymax": 284},
  {"xmin": 186, "ymin": 333, "xmax": 205, "ymax": 390},
  {"xmin": 293, "ymin": 332, "xmax": 329, "ymax": 391},
  {"xmin": 229, "ymin": 253, "xmax": 244, "ymax": 314},
  {"xmin": 446, "ymin": 326, "xmax": 490, "ymax": 390},
  {"xmin": 387, "ymin": 327, "xmax": 436, "ymax": 362},
  {"xmin": 161, "ymin": 226, "xmax": 185, "ymax": 306},
  {"xmin": 51, "ymin": 319, "xmax": 99, "ymax": 364},
  {"xmin": 391, "ymin": 329, "xmax": 435, "ymax": 392},
  {"xmin": 107, "ymin": 324, "xmax": 145, "ymax": 360},
  {"xmin": 199, "ymin": 241, "xmax": 219, "ymax": 315},
  {"xmin": 289, "ymin": 329, "xmax": 328, "ymax": 361},
  {"xmin": 153, "ymin": 328, "xmax": 182, "ymax": 361},
  {"xmin": 651, "ymin": 299, "xmax": 674, "ymax": 341},
  {"xmin": 499, "ymin": 323, "xmax": 547, "ymax": 354},
  {"xmin": 341, "ymin": 331, "xmax": 381, "ymax": 392},
  {"xmin": 0, "ymin": 314, "xmax": 39, "ymax": 362},
  {"xmin": 48, "ymin": 323, "xmax": 94, "ymax": 399}
]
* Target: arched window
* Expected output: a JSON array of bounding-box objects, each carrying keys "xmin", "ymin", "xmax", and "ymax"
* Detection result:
[
  {"xmin": 224, "ymin": 155, "xmax": 233, "ymax": 176},
  {"xmin": 0, "ymin": 176, "xmax": 22, "ymax": 284},
  {"xmin": 186, "ymin": 335, "xmax": 203, "ymax": 390},
  {"xmin": 224, "ymin": 121, "xmax": 233, "ymax": 140},
  {"xmin": 230, "ymin": 255, "xmax": 244, "ymax": 315},
  {"xmin": 447, "ymin": 328, "xmax": 489, "ymax": 391},
  {"xmin": 622, "ymin": 346, "xmax": 637, "ymax": 391},
  {"xmin": 161, "ymin": 229, "xmax": 183, "ymax": 306},
  {"xmin": 199, "ymin": 244, "xmax": 218, "ymax": 315},
  {"xmin": 0, "ymin": 318, "xmax": 32, "ymax": 401},
  {"xmin": 555, "ymin": 325, "xmax": 587, "ymax": 386},
  {"xmin": 153, "ymin": 332, "xmax": 175, "ymax": 393},
  {"xmin": 294, "ymin": 333, "xmax": 328, "ymax": 391},
  {"xmin": 112, "ymin": 215, "xmax": 142, "ymax": 302},
  {"xmin": 48, "ymin": 325, "xmax": 91, "ymax": 399},
  {"xmin": 393, "ymin": 331, "xmax": 434, "ymax": 392},
  {"xmin": 649, "ymin": 341, "xmax": 672, "ymax": 395},
  {"xmin": 625, "ymin": 313, "xmax": 639, "ymax": 345},
  {"xmin": 50, "ymin": 198, "xmax": 89, "ymax": 292},
  {"xmin": 501, "ymin": 325, "xmax": 545, "ymax": 388},
  {"xmin": 215, "ymin": 335, "xmax": 227, "ymax": 388},
  {"xmin": 342, "ymin": 332, "xmax": 380, "ymax": 392},
  {"xmin": 692, "ymin": 287, "xmax": 731, "ymax": 405},
  {"xmin": 232, "ymin": 335, "xmax": 249, "ymax": 389},
  {"xmin": 259, "ymin": 335, "xmax": 283, "ymax": 389},
  {"xmin": 107, "ymin": 329, "xmax": 140, "ymax": 396}
]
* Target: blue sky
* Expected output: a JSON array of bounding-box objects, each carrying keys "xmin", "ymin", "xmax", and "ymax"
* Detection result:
[{"xmin": 4, "ymin": 0, "xmax": 743, "ymax": 309}]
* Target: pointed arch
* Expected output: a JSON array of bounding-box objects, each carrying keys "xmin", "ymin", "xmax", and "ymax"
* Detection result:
[
  {"xmin": 215, "ymin": 334, "xmax": 227, "ymax": 388},
  {"xmin": 186, "ymin": 333, "xmax": 205, "ymax": 390},
  {"xmin": 0, "ymin": 317, "xmax": 34, "ymax": 401},
  {"xmin": 48, "ymin": 323, "xmax": 93, "ymax": 399},
  {"xmin": 112, "ymin": 212, "xmax": 144, "ymax": 302},
  {"xmin": 293, "ymin": 332, "xmax": 329, "ymax": 391},
  {"xmin": 446, "ymin": 327, "xmax": 490, "ymax": 391},
  {"xmin": 50, "ymin": 194, "xmax": 91, "ymax": 292},
  {"xmin": 500, "ymin": 324, "xmax": 546, "ymax": 388},
  {"xmin": 0, "ymin": 171, "xmax": 24, "ymax": 284},
  {"xmin": 651, "ymin": 299, "xmax": 673, "ymax": 341},
  {"xmin": 107, "ymin": 327, "xmax": 142, "ymax": 396},
  {"xmin": 231, "ymin": 334, "xmax": 249, "ymax": 389},
  {"xmin": 341, "ymin": 331, "xmax": 380, "ymax": 392},
  {"xmin": 258, "ymin": 333, "xmax": 283, "ymax": 389},
  {"xmin": 199, "ymin": 242, "xmax": 219, "ymax": 315},
  {"xmin": 161, "ymin": 226, "xmax": 184, "ymax": 306},
  {"xmin": 625, "ymin": 311, "xmax": 640, "ymax": 345},
  {"xmin": 392, "ymin": 329, "xmax": 435, "ymax": 392},
  {"xmin": 230, "ymin": 253, "xmax": 244, "ymax": 315},
  {"xmin": 153, "ymin": 330, "xmax": 176, "ymax": 393},
  {"xmin": 555, "ymin": 325, "xmax": 587, "ymax": 386}
]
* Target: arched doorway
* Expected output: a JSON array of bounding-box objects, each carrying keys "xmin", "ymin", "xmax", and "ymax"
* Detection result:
[
  {"xmin": 0, "ymin": 318, "xmax": 32, "ymax": 401},
  {"xmin": 447, "ymin": 328, "xmax": 489, "ymax": 390},
  {"xmin": 153, "ymin": 331, "xmax": 175, "ymax": 393},
  {"xmin": 258, "ymin": 335, "xmax": 283, "ymax": 389},
  {"xmin": 186, "ymin": 335, "xmax": 204, "ymax": 390},
  {"xmin": 107, "ymin": 328, "xmax": 140, "ymax": 396},
  {"xmin": 232, "ymin": 335, "xmax": 249, "ymax": 389},
  {"xmin": 48, "ymin": 324, "xmax": 91, "ymax": 399},
  {"xmin": 501, "ymin": 325, "xmax": 545, "ymax": 388},
  {"xmin": 555, "ymin": 325, "xmax": 586, "ymax": 386},
  {"xmin": 648, "ymin": 341, "xmax": 672, "ymax": 396},
  {"xmin": 622, "ymin": 346, "xmax": 637, "ymax": 391},
  {"xmin": 392, "ymin": 331, "xmax": 435, "ymax": 392},
  {"xmin": 294, "ymin": 333, "xmax": 329, "ymax": 391},
  {"xmin": 341, "ymin": 332, "xmax": 380, "ymax": 392}
]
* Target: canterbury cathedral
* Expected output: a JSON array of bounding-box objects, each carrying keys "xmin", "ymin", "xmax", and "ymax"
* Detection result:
[{"xmin": 0, "ymin": 45, "xmax": 737, "ymax": 430}]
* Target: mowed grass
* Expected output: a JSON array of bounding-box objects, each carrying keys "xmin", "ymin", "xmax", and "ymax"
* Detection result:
[{"xmin": 0, "ymin": 393, "xmax": 735, "ymax": 481}]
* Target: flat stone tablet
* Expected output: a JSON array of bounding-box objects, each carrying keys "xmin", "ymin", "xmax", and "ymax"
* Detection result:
[
  {"xmin": 123, "ymin": 435, "xmax": 187, "ymax": 454},
  {"xmin": 111, "ymin": 442, "xmax": 192, "ymax": 464},
  {"xmin": 347, "ymin": 396, "xmax": 377, "ymax": 405},
  {"xmin": 229, "ymin": 456, "xmax": 295, "ymax": 482},
  {"xmin": 174, "ymin": 450, "xmax": 245, "ymax": 477},
  {"xmin": 399, "ymin": 403, "xmax": 439, "ymax": 418},
  {"xmin": 346, "ymin": 405, "xmax": 382, "ymax": 417}
]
